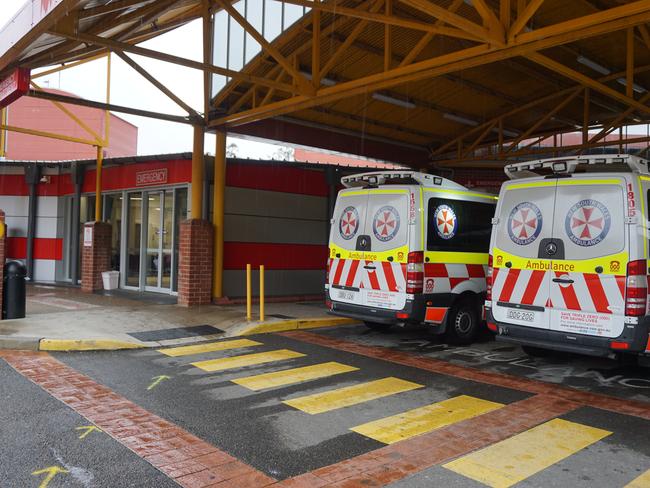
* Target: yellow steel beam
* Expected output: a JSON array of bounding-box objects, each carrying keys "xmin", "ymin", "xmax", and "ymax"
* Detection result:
[
  {"xmin": 312, "ymin": 6, "xmax": 321, "ymax": 85},
  {"xmin": 0, "ymin": 108, "xmax": 6, "ymax": 157},
  {"xmin": 589, "ymin": 90, "xmax": 650, "ymax": 145},
  {"xmin": 212, "ymin": 130, "xmax": 226, "ymax": 298},
  {"xmin": 95, "ymin": 146, "xmax": 103, "ymax": 221},
  {"xmin": 104, "ymin": 52, "xmax": 111, "ymax": 146},
  {"xmin": 399, "ymin": 0, "xmax": 465, "ymax": 67},
  {"xmin": 384, "ymin": 0, "xmax": 392, "ymax": 72},
  {"xmin": 472, "ymin": 0, "xmax": 506, "ymax": 44},
  {"xmin": 279, "ymin": 0, "xmax": 482, "ymax": 41},
  {"xmin": 0, "ymin": 124, "xmax": 98, "ymax": 146},
  {"xmin": 461, "ymin": 120, "xmax": 496, "ymax": 159},
  {"xmin": 508, "ymin": 0, "xmax": 544, "ymax": 41},
  {"xmin": 30, "ymin": 81, "xmax": 103, "ymax": 145},
  {"xmin": 213, "ymin": 0, "xmax": 315, "ymax": 95},
  {"xmin": 31, "ymin": 52, "xmax": 108, "ymax": 79},
  {"xmin": 500, "ymin": 0, "xmax": 511, "ymax": 30},
  {"xmin": 639, "ymin": 24, "xmax": 650, "ymax": 49},
  {"xmin": 505, "ymin": 87, "xmax": 582, "ymax": 152},
  {"xmin": 527, "ymin": 52, "xmax": 650, "ymax": 115},
  {"xmin": 191, "ymin": 125, "xmax": 204, "ymax": 219},
  {"xmin": 211, "ymin": 1, "xmax": 650, "ymax": 128},
  {"xmin": 397, "ymin": 0, "xmax": 492, "ymax": 42},
  {"xmin": 319, "ymin": 0, "xmax": 384, "ymax": 81},
  {"xmin": 115, "ymin": 51, "xmax": 201, "ymax": 120},
  {"xmin": 52, "ymin": 31, "xmax": 301, "ymax": 95},
  {"xmin": 202, "ymin": 0, "xmax": 213, "ymax": 121},
  {"xmin": 627, "ymin": 27, "xmax": 635, "ymax": 99}
]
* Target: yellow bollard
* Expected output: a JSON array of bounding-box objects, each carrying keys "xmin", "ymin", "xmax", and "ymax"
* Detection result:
[
  {"xmin": 246, "ymin": 264, "xmax": 252, "ymax": 321},
  {"xmin": 259, "ymin": 265, "xmax": 265, "ymax": 322}
]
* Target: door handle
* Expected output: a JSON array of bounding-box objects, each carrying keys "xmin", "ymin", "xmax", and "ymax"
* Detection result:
[
  {"xmin": 364, "ymin": 265, "xmax": 376, "ymax": 270},
  {"xmin": 552, "ymin": 278, "xmax": 574, "ymax": 284}
]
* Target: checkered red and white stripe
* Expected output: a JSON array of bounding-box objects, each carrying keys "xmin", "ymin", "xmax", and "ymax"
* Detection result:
[
  {"xmin": 492, "ymin": 267, "xmax": 626, "ymax": 314},
  {"xmin": 424, "ymin": 263, "xmax": 487, "ymax": 294},
  {"xmin": 328, "ymin": 258, "xmax": 407, "ymax": 292}
]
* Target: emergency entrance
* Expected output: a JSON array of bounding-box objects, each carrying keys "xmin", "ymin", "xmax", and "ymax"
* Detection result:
[{"xmin": 123, "ymin": 188, "xmax": 188, "ymax": 293}]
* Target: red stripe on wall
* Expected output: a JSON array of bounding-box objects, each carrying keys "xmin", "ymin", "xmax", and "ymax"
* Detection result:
[
  {"xmin": 226, "ymin": 163, "xmax": 329, "ymax": 197},
  {"xmin": 223, "ymin": 242, "xmax": 327, "ymax": 270},
  {"xmin": 6, "ymin": 237, "xmax": 63, "ymax": 260}
]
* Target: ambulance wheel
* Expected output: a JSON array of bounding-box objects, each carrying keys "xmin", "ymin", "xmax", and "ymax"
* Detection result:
[
  {"xmin": 521, "ymin": 345, "xmax": 552, "ymax": 357},
  {"xmin": 445, "ymin": 298, "xmax": 479, "ymax": 345},
  {"xmin": 364, "ymin": 321, "xmax": 392, "ymax": 332}
]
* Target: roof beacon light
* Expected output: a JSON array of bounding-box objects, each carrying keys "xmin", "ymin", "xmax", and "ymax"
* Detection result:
[{"xmin": 504, "ymin": 154, "xmax": 650, "ymax": 179}]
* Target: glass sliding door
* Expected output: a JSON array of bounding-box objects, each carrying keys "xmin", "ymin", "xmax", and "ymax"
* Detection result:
[
  {"xmin": 125, "ymin": 193, "xmax": 143, "ymax": 288},
  {"xmin": 119, "ymin": 186, "xmax": 187, "ymax": 294}
]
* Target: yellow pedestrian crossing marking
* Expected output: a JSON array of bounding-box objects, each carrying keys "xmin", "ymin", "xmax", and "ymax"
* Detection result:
[
  {"xmin": 626, "ymin": 470, "xmax": 650, "ymax": 488},
  {"xmin": 283, "ymin": 377, "xmax": 423, "ymax": 414},
  {"xmin": 232, "ymin": 362, "xmax": 359, "ymax": 391},
  {"xmin": 351, "ymin": 395, "xmax": 504, "ymax": 444},
  {"xmin": 158, "ymin": 339, "xmax": 262, "ymax": 357},
  {"xmin": 191, "ymin": 349, "xmax": 305, "ymax": 372},
  {"xmin": 443, "ymin": 418, "xmax": 611, "ymax": 488}
]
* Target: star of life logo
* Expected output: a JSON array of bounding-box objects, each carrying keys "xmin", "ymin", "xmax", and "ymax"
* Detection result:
[
  {"xmin": 565, "ymin": 199, "xmax": 610, "ymax": 247},
  {"xmin": 372, "ymin": 206, "xmax": 400, "ymax": 242},
  {"xmin": 338, "ymin": 206, "xmax": 359, "ymax": 240},
  {"xmin": 508, "ymin": 202, "xmax": 542, "ymax": 246},
  {"xmin": 434, "ymin": 204, "xmax": 457, "ymax": 240}
]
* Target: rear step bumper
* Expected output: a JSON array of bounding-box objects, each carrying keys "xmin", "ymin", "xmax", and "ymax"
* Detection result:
[
  {"xmin": 328, "ymin": 297, "xmax": 425, "ymax": 325},
  {"xmin": 488, "ymin": 310, "xmax": 650, "ymax": 357}
]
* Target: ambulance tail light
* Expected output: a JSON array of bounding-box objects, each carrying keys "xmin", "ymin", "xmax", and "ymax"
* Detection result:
[
  {"xmin": 486, "ymin": 254, "xmax": 493, "ymax": 301},
  {"xmin": 406, "ymin": 251, "xmax": 424, "ymax": 294},
  {"xmin": 625, "ymin": 259, "xmax": 647, "ymax": 316},
  {"xmin": 325, "ymin": 259, "xmax": 330, "ymax": 285}
]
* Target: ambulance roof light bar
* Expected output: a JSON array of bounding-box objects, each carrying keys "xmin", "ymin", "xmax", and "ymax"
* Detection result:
[
  {"xmin": 504, "ymin": 154, "xmax": 650, "ymax": 180},
  {"xmin": 341, "ymin": 171, "xmax": 467, "ymax": 190}
]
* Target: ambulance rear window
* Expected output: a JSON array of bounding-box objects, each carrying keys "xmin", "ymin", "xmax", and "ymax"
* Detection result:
[{"xmin": 426, "ymin": 198, "xmax": 494, "ymax": 253}]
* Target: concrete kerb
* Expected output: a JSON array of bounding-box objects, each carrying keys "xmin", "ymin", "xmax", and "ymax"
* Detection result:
[
  {"xmin": 0, "ymin": 317, "xmax": 356, "ymax": 352},
  {"xmin": 227, "ymin": 317, "xmax": 359, "ymax": 337}
]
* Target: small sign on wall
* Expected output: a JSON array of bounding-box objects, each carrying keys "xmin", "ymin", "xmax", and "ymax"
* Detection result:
[
  {"xmin": 136, "ymin": 168, "xmax": 168, "ymax": 187},
  {"xmin": 83, "ymin": 226, "xmax": 93, "ymax": 247}
]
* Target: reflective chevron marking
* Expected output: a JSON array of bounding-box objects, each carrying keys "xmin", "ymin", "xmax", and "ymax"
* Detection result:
[
  {"xmin": 232, "ymin": 362, "xmax": 358, "ymax": 391},
  {"xmin": 443, "ymin": 418, "xmax": 611, "ymax": 488},
  {"xmin": 158, "ymin": 339, "xmax": 262, "ymax": 357},
  {"xmin": 283, "ymin": 377, "xmax": 423, "ymax": 414},
  {"xmin": 191, "ymin": 349, "xmax": 305, "ymax": 372},
  {"xmin": 350, "ymin": 395, "xmax": 504, "ymax": 444}
]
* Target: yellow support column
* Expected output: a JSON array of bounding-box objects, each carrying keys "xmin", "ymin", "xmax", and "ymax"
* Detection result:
[
  {"xmin": 213, "ymin": 130, "xmax": 226, "ymax": 298},
  {"xmin": 246, "ymin": 264, "xmax": 252, "ymax": 320},
  {"xmin": 191, "ymin": 125, "xmax": 205, "ymax": 219},
  {"xmin": 95, "ymin": 146, "xmax": 103, "ymax": 221},
  {"xmin": 0, "ymin": 108, "xmax": 6, "ymax": 157},
  {"xmin": 259, "ymin": 265, "xmax": 265, "ymax": 322}
]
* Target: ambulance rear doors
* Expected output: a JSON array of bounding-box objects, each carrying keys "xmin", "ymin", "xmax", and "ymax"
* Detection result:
[
  {"xmin": 492, "ymin": 175, "xmax": 628, "ymax": 338},
  {"xmin": 329, "ymin": 187, "xmax": 412, "ymax": 311}
]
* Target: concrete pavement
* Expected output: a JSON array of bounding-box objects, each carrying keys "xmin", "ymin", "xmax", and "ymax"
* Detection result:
[{"xmin": 0, "ymin": 284, "xmax": 349, "ymax": 351}]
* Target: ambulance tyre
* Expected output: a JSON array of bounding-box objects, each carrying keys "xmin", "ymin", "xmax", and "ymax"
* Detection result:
[
  {"xmin": 445, "ymin": 297, "xmax": 480, "ymax": 345},
  {"xmin": 364, "ymin": 321, "xmax": 392, "ymax": 332}
]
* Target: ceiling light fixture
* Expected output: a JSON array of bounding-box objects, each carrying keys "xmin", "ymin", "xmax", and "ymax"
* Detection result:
[
  {"xmin": 372, "ymin": 93, "xmax": 416, "ymax": 109},
  {"xmin": 443, "ymin": 113, "xmax": 479, "ymax": 126},
  {"xmin": 576, "ymin": 55, "xmax": 611, "ymax": 75},
  {"xmin": 491, "ymin": 127, "xmax": 519, "ymax": 138},
  {"xmin": 616, "ymin": 78, "xmax": 647, "ymax": 94}
]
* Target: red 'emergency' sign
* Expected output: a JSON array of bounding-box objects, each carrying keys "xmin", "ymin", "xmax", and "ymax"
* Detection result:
[{"xmin": 0, "ymin": 68, "xmax": 30, "ymax": 109}]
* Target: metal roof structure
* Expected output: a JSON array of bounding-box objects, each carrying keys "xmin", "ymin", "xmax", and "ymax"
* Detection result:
[{"xmin": 2, "ymin": 1, "xmax": 650, "ymax": 168}]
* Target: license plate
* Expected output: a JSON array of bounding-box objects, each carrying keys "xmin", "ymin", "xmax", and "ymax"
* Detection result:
[
  {"xmin": 337, "ymin": 290, "xmax": 356, "ymax": 301},
  {"xmin": 506, "ymin": 309, "xmax": 535, "ymax": 322}
]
